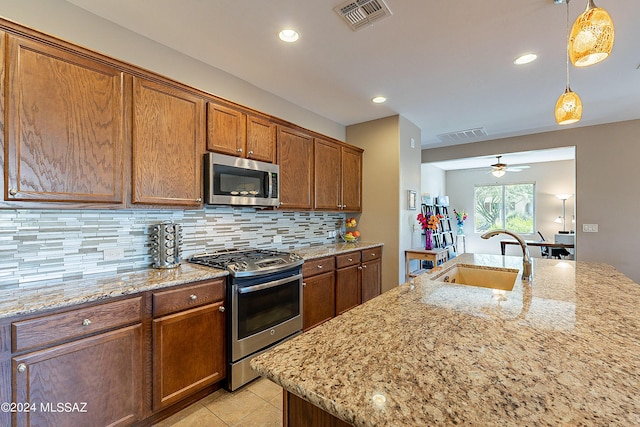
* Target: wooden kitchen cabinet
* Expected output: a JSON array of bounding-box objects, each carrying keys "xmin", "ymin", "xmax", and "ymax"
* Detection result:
[
  {"xmin": 302, "ymin": 257, "xmax": 336, "ymax": 331},
  {"xmin": 207, "ymin": 101, "xmax": 276, "ymax": 163},
  {"xmin": 4, "ymin": 34, "xmax": 126, "ymax": 205},
  {"xmin": 151, "ymin": 279, "xmax": 226, "ymax": 410},
  {"xmin": 361, "ymin": 248, "xmax": 382, "ymax": 303},
  {"xmin": 277, "ymin": 126, "xmax": 314, "ymax": 210},
  {"xmin": 132, "ymin": 77, "xmax": 205, "ymax": 207},
  {"xmin": 335, "ymin": 252, "xmax": 362, "ymax": 315},
  {"xmin": 314, "ymin": 139, "xmax": 363, "ymax": 212},
  {"xmin": 11, "ymin": 297, "xmax": 143, "ymax": 427}
]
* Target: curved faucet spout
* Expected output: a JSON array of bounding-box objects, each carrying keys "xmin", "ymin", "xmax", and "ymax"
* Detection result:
[{"xmin": 481, "ymin": 229, "xmax": 531, "ymax": 281}]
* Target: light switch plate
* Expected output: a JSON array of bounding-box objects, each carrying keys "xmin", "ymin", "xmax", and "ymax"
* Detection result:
[{"xmin": 583, "ymin": 224, "xmax": 598, "ymax": 233}]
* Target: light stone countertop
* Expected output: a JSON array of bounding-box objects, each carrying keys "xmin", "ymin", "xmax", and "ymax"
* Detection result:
[
  {"xmin": 0, "ymin": 263, "xmax": 228, "ymax": 319},
  {"xmin": 293, "ymin": 241, "xmax": 383, "ymax": 260},
  {"xmin": 251, "ymin": 253, "xmax": 640, "ymax": 426},
  {"xmin": 1, "ymin": 242, "xmax": 384, "ymax": 320}
]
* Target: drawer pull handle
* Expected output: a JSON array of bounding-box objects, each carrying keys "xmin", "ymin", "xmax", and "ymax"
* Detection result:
[
  {"xmin": 219, "ymin": 306, "xmax": 225, "ymax": 312},
  {"xmin": 82, "ymin": 319, "xmax": 91, "ymax": 326},
  {"xmin": 190, "ymin": 294, "xmax": 198, "ymax": 301},
  {"xmin": 348, "ymin": 258, "xmax": 353, "ymax": 262},
  {"xmin": 196, "ymin": 198, "xmax": 202, "ymax": 202},
  {"xmin": 317, "ymin": 265, "xmax": 323, "ymax": 269},
  {"xmin": 17, "ymin": 363, "xmax": 26, "ymax": 373}
]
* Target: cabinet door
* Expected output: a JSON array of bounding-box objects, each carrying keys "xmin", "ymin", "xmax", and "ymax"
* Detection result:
[
  {"xmin": 341, "ymin": 146, "xmax": 362, "ymax": 212},
  {"xmin": 246, "ymin": 113, "xmax": 276, "ymax": 163},
  {"xmin": 335, "ymin": 265, "xmax": 361, "ymax": 315},
  {"xmin": 303, "ymin": 271, "xmax": 335, "ymax": 331},
  {"xmin": 314, "ymin": 138, "xmax": 341, "ymax": 210},
  {"xmin": 206, "ymin": 101, "xmax": 246, "ymax": 156},
  {"xmin": 152, "ymin": 301, "xmax": 225, "ymax": 410},
  {"xmin": 5, "ymin": 35, "xmax": 125, "ymax": 204},
  {"xmin": 361, "ymin": 258, "xmax": 382, "ymax": 303},
  {"xmin": 132, "ymin": 77, "xmax": 204, "ymax": 206},
  {"xmin": 277, "ymin": 126, "xmax": 313, "ymax": 210},
  {"xmin": 13, "ymin": 324, "xmax": 142, "ymax": 427}
]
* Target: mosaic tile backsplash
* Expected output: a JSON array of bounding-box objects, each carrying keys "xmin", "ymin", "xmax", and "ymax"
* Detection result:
[{"xmin": 0, "ymin": 207, "xmax": 345, "ymax": 287}]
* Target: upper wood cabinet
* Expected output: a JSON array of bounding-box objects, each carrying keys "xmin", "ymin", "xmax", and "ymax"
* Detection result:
[
  {"xmin": 207, "ymin": 101, "xmax": 276, "ymax": 163},
  {"xmin": 132, "ymin": 77, "xmax": 205, "ymax": 207},
  {"xmin": 277, "ymin": 126, "xmax": 314, "ymax": 210},
  {"xmin": 314, "ymin": 138, "xmax": 363, "ymax": 212},
  {"xmin": 4, "ymin": 34, "xmax": 126, "ymax": 204}
]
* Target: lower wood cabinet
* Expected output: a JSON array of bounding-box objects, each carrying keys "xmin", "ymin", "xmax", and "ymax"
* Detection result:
[
  {"xmin": 284, "ymin": 391, "xmax": 351, "ymax": 427},
  {"xmin": 302, "ymin": 247, "xmax": 383, "ymax": 330},
  {"xmin": 10, "ymin": 298, "xmax": 143, "ymax": 427},
  {"xmin": 152, "ymin": 301, "xmax": 226, "ymax": 410},
  {"xmin": 3, "ymin": 278, "xmax": 228, "ymax": 427},
  {"xmin": 302, "ymin": 257, "xmax": 335, "ymax": 331}
]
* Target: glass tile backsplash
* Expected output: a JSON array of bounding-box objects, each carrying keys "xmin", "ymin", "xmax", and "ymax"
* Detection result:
[{"xmin": 0, "ymin": 207, "xmax": 344, "ymax": 287}]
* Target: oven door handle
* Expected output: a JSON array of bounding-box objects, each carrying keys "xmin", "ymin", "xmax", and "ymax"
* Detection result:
[{"xmin": 236, "ymin": 273, "xmax": 302, "ymax": 294}]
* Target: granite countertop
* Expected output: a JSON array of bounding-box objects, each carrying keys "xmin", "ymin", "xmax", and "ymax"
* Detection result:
[
  {"xmin": 293, "ymin": 241, "xmax": 383, "ymax": 260},
  {"xmin": 251, "ymin": 253, "xmax": 640, "ymax": 426},
  {"xmin": 1, "ymin": 242, "xmax": 384, "ymax": 320},
  {"xmin": 0, "ymin": 263, "xmax": 228, "ymax": 319}
]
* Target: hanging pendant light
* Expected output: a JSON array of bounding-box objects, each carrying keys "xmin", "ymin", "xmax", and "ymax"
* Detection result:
[
  {"xmin": 568, "ymin": 0, "xmax": 614, "ymax": 67},
  {"xmin": 556, "ymin": 0, "xmax": 582, "ymax": 125}
]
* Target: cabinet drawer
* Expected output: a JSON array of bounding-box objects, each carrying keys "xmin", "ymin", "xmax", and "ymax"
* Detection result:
[
  {"xmin": 153, "ymin": 279, "xmax": 225, "ymax": 317},
  {"xmin": 336, "ymin": 252, "xmax": 361, "ymax": 269},
  {"xmin": 303, "ymin": 257, "xmax": 335, "ymax": 278},
  {"xmin": 12, "ymin": 296, "xmax": 142, "ymax": 353},
  {"xmin": 362, "ymin": 247, "xmax": 382, "ymax": 262}
]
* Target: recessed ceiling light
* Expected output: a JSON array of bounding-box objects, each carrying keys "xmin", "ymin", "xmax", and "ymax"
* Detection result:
[
  {"xmin": 513, "ymin": 53, "xmax": 537, "ymax": 65},
  {"xmin": 278, "ymin": 29, "xmax": 299, "ymax": 43},
  {"xmin": 371, "ymin": 96, "xmax": 386, "ymax": 104}
]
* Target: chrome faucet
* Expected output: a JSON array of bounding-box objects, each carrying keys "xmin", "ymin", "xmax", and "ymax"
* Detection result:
[{"xmin": 481, "ymin": 229, "xmax": 532, "ymax": 281}]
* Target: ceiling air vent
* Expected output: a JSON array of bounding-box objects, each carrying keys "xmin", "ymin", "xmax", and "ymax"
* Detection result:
[
  {"xmin": 334, "ymin": 0, "xmax": 393, "ymax": 31},
  {"xmin": 437, "ymin": 128, "xmax": 488, "ymax": 144}
]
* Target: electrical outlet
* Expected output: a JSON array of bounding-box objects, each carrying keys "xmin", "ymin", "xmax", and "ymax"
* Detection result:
[
  {"xmin": 583, "ymin": 224, "xmax": 598, "ymax": 233},
  {"xmin": 273, "ymin": 235, "xmax": 282, "ymax": 243},
  {"xmin": 103, "ymin": 248, "xmax": 125, "ymax": 261}
]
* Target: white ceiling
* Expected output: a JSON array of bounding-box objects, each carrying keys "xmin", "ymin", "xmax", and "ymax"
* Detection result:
[
  {"xmin": 427, "ymin": 147, "xmax": 575, "ymax": 171},
  {"xmin": 64, "ymin": 0, "xmax": 640, "ymax": 148}
]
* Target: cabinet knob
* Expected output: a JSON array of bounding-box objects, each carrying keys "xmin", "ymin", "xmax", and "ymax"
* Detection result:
[
  {"xmin": 248, "ymin": 150, "xmax": 254, "ymax": 157},
  {"xmin": 302, "ymin": 282, "xmax": 307, "ymax": 287},
  {"xmin": 317, "ymin": 265, "xmax": 323, "ymax": 269},
  {"xmin": 82, "ymin": 319, "xmax": 91, "ymax": 326},
  {"xmin": 358, "ymin": 266, "xmax": 363, "ymax": 270},
  {"xmin": 195, "ymin": 198, "xmax": 202, "ymax": 202},
  {"xmin": 237, "ymin": 148, "xmax": 243, "ymax": 153},
  {"xmin": 362, "ymin": 265, "xmax": 367, "ymax": 269},
  {"xmin": 9, "ymin": 188, "xmax": 17, "ymax": 196},
  {"xmin": 17, "ymin": 363, "xmax": 26, "ymax": 373},
  {"xmin": 218, "ymin": 306, "xmax": 225, "ymax": 312},
  {"xmin": 348, "ymin": 258, "xmax": 353, "ymax": 262},
  {"xmin": 190, "ymin": 294, "xmax": 198, "ymax": 301}
]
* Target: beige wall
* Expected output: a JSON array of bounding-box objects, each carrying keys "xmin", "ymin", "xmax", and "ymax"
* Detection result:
[
  {"xmin": 347, "ymin": 115, "xmax": 422, "ymax": 289},
  {"xmin": 422, "ymin": 119, "xmax": 640, "ymax": 282},
  {"xmin": 0, "ymin": 0, "xmax": 345, "ymax": 141}
]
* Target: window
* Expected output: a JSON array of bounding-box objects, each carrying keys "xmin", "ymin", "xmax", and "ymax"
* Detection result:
[{"xmin": 474, "ymin": 183, "xmax": 535, "ymax": 234}]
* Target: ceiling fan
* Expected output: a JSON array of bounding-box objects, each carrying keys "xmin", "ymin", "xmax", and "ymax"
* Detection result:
[{"xmin": 489, "ymin": 156, "xmax": 529, "ymax": 177}]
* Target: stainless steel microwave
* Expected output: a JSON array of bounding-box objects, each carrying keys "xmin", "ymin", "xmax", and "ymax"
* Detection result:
[{"xmin": 204, "ymin": 152, "xmax": 279, "ymax": 207}]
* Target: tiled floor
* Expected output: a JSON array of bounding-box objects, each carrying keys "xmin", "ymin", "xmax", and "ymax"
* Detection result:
[{"xmin": 153, "ymin": 377, "xmax": 283, "ymax": 427}]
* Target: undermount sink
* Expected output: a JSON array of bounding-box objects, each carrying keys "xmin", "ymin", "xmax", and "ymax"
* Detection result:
[{"xmin": 431, "ymin": 264, "xmax": 519, "ymax": 291}]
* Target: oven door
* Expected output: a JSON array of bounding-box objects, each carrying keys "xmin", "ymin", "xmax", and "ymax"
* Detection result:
[{"xmin": 231, "ymin": 269, "xmax": 302, "ymax": 361}]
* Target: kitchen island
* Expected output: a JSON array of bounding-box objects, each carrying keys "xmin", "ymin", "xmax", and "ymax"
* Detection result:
[{"xmin": 251, "ymin": 253, "xmax": 640, "ymax": 426}]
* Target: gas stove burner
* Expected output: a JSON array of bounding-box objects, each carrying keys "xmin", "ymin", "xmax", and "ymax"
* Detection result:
[{"xmin": 189, "ymin": 248, "xmax": 303, "ymax": 277}]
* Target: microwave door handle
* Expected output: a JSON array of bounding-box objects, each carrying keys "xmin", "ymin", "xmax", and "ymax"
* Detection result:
[
  {"xmin": 267, "ymin": 172, "xmax": 273, "ymax": 198},
  {"xmin": 237, "ymin": 274, "xmax": 302, "ymax": 294}
]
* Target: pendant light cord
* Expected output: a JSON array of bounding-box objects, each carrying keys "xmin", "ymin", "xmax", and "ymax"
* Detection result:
[{"xmin": 565, "ymin": 0, "xmax": 571, "ymax": 91}]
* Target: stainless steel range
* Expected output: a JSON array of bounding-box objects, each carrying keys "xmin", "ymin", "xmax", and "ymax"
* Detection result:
[{"xmin": 189, "ymin": 249, "xmax": 304, "ymax": 390}]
